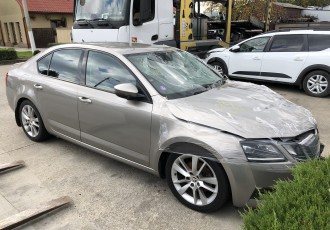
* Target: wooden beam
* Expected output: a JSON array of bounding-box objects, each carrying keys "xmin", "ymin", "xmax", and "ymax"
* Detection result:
[
  {"xmin": 0, "ymin": 161, "xmax": 25, "ymax": 173},
  {"xmin": 0, "ymin": 196, "xmax": 72, "ymax": 230}
]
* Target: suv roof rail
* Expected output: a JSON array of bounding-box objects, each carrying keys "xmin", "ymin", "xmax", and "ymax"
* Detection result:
[{"xmin": 262, "ymin": 27, "xmax": 330, "ymax": 34}]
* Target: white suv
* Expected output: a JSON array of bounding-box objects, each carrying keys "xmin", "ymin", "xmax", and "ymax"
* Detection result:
[{"xmin": 204, "ymin": 29, "xmax": 330, "ymax": 97}]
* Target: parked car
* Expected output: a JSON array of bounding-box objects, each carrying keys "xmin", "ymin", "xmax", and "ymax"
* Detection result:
[
  {"xmin": 204, "ymin": 29, "xmax": 330, "ymax": 97},
  {"xmin": 6, "ymin": 43, "xmax": 324, "ymax": 212}
]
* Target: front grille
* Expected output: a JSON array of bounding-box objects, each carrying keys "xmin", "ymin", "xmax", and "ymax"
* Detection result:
[{"xmin": 282, "ymin": 130, "xmax": 321, "ymax": 161}]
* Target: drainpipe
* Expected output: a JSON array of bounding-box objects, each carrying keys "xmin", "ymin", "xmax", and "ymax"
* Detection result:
[{"xmin": 22, "ymin": 0, "xmax": 36, "ymax": 52}]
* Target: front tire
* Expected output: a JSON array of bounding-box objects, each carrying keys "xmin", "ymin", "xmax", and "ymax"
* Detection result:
[
  {"xmin": 19, "ymin": 100, "xmax": 49, "ymax": 142},
  {"xmin": 303, "ymin": 70, "xmax": 330, "ymax": 97},
  {"xmin": 165, "ymin": 154, "xmax": 230, "ymax": 213},
  {"xmin": 209, "ymin": 61, "xmax": 227, "ymax": 77}
]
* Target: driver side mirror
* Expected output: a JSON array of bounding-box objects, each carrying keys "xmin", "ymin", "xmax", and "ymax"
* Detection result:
[
  {"xmin": 230, "ymin": 45, "xmax": 240, "ymax": 53},
  {"xmin": 114, "ymin": 83, "xmax": 139, "ymax": 100}
]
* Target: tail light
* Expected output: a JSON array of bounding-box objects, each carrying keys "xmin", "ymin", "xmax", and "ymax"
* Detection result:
[{"xmin": 5, "ymin": 72, "xmax": 8, "ymax": 86}]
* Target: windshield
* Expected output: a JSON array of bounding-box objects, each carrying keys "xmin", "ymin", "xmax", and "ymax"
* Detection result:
[
  {"xmin": 75, "ymin": 0, "xmax": 129, "ymax": 21},
  {"xmin": 126, "ymin": 50, "xmax": 224, "ymax": 99}
]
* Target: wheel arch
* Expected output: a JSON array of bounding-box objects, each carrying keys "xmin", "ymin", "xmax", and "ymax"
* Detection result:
[
  {"xmin": 158, "ymin": 142, "xmax": 225, "ymax": 178},
  {"xmin": 295, "ymin": 64, "xmax": 330, "ymax": 87},
  {"xmin": 15, "ymin": 97, "xmax": 30, "ymax": 127}
]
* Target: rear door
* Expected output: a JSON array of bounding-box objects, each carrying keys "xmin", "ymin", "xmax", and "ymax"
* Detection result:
[
  {"xmin": 229, "ymin": 36, "xmax": 270, "ymax": 78},
  {"xmin": 33, "ymin": 49, "xmax": 83, "ymax": 140},
  {"xmin": 77, "ymin": 50, "xmax": 152, "ymax": 166},
  {"xmin": 260, "ymin": 34, "xmax": 308, "ymax": 83},
  {"xmin": 35, "ymin": 49, "xmax": 83, "ymax": 139}
]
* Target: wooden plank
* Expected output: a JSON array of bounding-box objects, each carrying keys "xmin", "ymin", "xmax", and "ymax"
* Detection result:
[
  {"xmin": 0, "ymin": 196, "xmax": 72, "ymax": 230},
  {"xmin": 0, "ymin": 161, "xmax": 25, "ymax": 173}
]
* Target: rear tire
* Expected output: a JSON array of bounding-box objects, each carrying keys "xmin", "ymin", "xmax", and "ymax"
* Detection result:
[
  {"xmin": 303, "ymin": 70, "xmax": 330, "ymax": 97},
  {"xmin": 19, "ymin": 100, "xmax": 49, "ymax": 142},
  {"xmin": 165, "ymin": 154, "xmax": 230, "ymax": 213}
]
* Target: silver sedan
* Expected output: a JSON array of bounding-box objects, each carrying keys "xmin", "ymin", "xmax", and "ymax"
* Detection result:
[{"xmin": 6, "ymin": 43, "xmax": 324, "ymax": 212}]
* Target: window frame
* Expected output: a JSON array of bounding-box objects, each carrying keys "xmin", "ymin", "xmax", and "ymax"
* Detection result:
[
  {"xmin": 82, "ymin": 49, "xmax": 152, "ymax": 104},
  {"xmin": 36, "ymin": 48, "xmax": 85, "ymax": 85},
  {"xmin": 267, "ymin": 34, "xmax": 308, "ymax": 53}
]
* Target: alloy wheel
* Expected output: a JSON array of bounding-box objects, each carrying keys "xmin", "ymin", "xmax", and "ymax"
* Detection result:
[
  {"xmin": 171, "ymin": 155, "xmax": 218, "ymax": 206},
  {"xmin": 307, "ymin": 75, "xmax": 328, "ymax": 94},
  {"xmin": 213, "ymin": 65, "xmax": 224, "ymax": 75},
  {"xmin": 21, "ymin": 105, "xmax": 40, "ymax": 137}
]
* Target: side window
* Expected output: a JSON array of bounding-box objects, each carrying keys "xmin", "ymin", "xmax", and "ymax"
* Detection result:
[
  {"xmin": 270, "ymin": 35, "xmax": 305, "ymax": 52},
  {"xmin": 37, "ymin": 53, "xmax": 52, "ymax": 75},
  {"xmin": 48, "ymin": 49, "xmax": 82, "ymax": 83},
  {"xmin": 133, "ymin": 0, "xmax": 155, "ymax": 26},
  {"xmin": 238, "ymin": 37, "xmax": 270, "ymax": 52},
  {"xmin": 86, "ymin": 51, "xmax": 136, "ymax": 93},
  {"xmin": 308, "ymin": 34, "xmax": 330, "ymax": 51}
]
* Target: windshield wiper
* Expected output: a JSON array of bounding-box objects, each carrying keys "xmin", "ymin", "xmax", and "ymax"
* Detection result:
[
  {"xmin": 193, "ymin": 89, "xmax": 208, "ymax": 95},
  {"xmin": 76, "ymin": 19, "xmax": 94, "ymax": 28},
  {"xmin": 91, "ymin": 18, "xmax": 116, "ymax": 28},
  {"xmin": 203, "ymin": 79, "xmax": 223, "ymax": 89}
]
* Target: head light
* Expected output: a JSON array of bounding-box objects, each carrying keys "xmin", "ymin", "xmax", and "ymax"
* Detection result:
[{"xmin": 240, "ymin": 141, "xmax": 286, "ymax": 162}]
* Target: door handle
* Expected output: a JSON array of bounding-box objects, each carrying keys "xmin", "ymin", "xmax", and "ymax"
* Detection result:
[
  {"xmin": 151, "ymin": 34, "xmax": 158, "ymax": 41},
  {"xmin": 294, "ymin": 57, "xmax": 304, "ymax": 61},
  {"xmin": 78, "ymin": 96, "xmax": 92, "ymax": 104},
  {"xmin": 33, "ymin": 84, "xmax": 43, "ymax": 89},
  {"xmin": 252, "ymin": 57, "xmax": 261, "ymax": 60}
]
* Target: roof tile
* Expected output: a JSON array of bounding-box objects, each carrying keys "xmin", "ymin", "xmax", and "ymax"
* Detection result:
[{"xmin": 17, "ymin": 0, "xmax": 74, "ymax": 13}]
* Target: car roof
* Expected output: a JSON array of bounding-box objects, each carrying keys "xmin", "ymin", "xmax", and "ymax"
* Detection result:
[
  {"xmin": 259, "ymin": 29, "xmax": 330, "ymax": 37},
  {"xmin": 46, "ymin": 42, "xmax": 177, "ymax": 55}
]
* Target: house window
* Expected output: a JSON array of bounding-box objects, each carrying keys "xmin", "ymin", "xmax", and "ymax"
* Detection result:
[
  {"xmin": 10, "ymin": 22, "xmax": 17, "ymax": 44},
  {"xmin": 4, "ymin": 23, "xmax": 10, "ymax": 43},
  {"xmin": 50, "ymin": 19, "xmax": 67, "ymax": 28},
  {"xmin": 16, "ymin": 22, "xmax": 23, "ymax": 43}
]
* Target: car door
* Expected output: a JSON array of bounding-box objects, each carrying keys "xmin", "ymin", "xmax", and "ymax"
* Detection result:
[
  {"xmin": 77, "ymin": 50, "xmax": 152, "ymax": 166},
  {"xmin": 229, "ymin": 36, "xmax": 270, "ymax": 78},
  {"xmin": 34, "ymin": 49, "xmax": 83, "ymax": 140},
  {"xmin": 260, "ymin": 34, "xmax": 309, "ymax": 83}
]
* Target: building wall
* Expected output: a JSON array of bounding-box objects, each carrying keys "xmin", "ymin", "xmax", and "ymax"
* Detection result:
[
  {"xmin": 301, "ymin": 9, "xmax": 330, "ymax": 22},
  {"xmin": 0, "ymin": 0, "xmax": 73, "ymax": 48},
  {"xmin": 0, "ymin": 0, "xmax": 27, "ymax": 47},
  {"xmin": 29, "ymin": 14, "xmax": 73, "ymax": 44},
  {"xmin": 286, "ymin": 8, "xmax": 302, "ymax": 18}
]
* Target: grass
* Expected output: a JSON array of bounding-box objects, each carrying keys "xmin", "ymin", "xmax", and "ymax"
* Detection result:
[{"xmin": 16, "ymin": 51, "xmax": 33, "ymax": 58}]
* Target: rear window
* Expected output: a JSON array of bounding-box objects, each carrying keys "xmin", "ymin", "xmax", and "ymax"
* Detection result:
[
  {"xmin": 48, "ymin": 49, "xmax": 82, "ymax": 83},
  {"xmin": 308, "ymin": 34, "xmax": 330, "ymax": 51},
  {"xmin": 270, "ymin": 35, "xmax": 305, "ymax": 52}
]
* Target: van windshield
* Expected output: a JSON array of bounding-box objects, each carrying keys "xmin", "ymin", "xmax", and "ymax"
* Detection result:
[
  {"xmin": 75, "ymin": 0, "xmax": 129, "ymax": 22},
  {"xmin": 126, "ymin": 50, "xmax": 224, "ymax": 99}
]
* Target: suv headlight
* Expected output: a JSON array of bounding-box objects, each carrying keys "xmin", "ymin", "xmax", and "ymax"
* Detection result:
[{"xmin": 240, "ymin": 141, "xmax": 286, "ymax": 162}]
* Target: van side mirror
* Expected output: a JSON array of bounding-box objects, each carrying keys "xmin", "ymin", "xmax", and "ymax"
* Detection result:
[{"xmin": 230, "ymin": 45, "xmax": 240, "ymax": 53}]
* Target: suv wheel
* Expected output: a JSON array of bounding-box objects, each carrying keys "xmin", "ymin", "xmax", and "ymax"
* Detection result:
[
  {"xmin": 303, "ymin": 70, "xmax": 330, "ymax": 97},
  {"xmin": 165, "ymin": 154, "xmax": 229, "ymax": 212},
  {"xmin": 209, "ymin": 61, "xmax": 227, "ymax": 77}
]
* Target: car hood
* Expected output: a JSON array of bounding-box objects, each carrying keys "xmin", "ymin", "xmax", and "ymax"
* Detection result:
[
  {"xmin": 166, "ymin": 81, "xmax": 316, "ymax": 139},
  {"xmin": 209, "ymin": 48, "xmax": 227, "ymax": 53}
]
